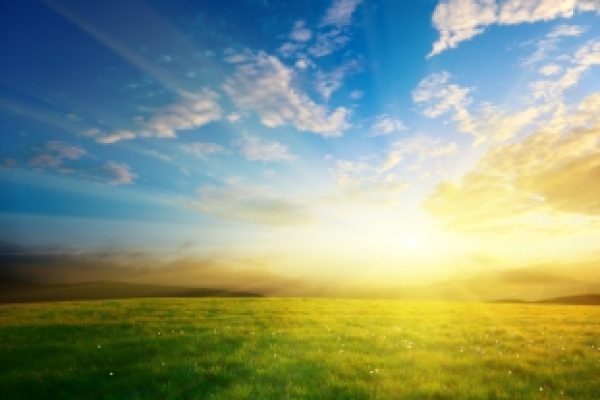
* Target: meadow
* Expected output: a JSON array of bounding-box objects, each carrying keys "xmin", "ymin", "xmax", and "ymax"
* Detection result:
[{"xmin": 0, "ymin": 298, "xmax": 599, "ymax": 399}]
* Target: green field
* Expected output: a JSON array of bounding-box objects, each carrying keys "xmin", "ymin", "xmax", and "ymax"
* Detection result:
[{"xmin": 1, "ymin": 299, "xmax": 599, "ymax": 399}]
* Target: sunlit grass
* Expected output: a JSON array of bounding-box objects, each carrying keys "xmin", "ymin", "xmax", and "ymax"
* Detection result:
[{"xmin": 1, "ymin": 299, "xmax": 599, "ymax": 399}]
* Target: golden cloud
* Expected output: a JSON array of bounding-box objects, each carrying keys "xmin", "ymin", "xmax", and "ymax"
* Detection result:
[{"xmin": 424, "ymin": 115, "xmax": 600, "ymax": 233}]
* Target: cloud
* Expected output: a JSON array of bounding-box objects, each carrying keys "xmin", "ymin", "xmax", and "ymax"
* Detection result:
[
  {"xmin": 308, "ymin": 29, "xmax": 352, "ymax": 57},
  {"xmin": 428, "ymin": 0, "xmax": 599, "ymax": 57},
  {"xmin": 46, "ymin": 141, "xmax": 87, "ymax": 159},
  {"xmin": 294, "ymin": 0, "xmax": 361, "ymax": 59},
  {"xmin": 181, "ymin": 142, "xmax": 225, "ymax": 158},
  {"xmin": 379, "ymin": 135, "xmax": 459, "ymax": 173},
  {"xmin": 413, "ymin": 71, "xmax": 549, "ymax": 143},
  {"xmin": 428, "ymin": 0, "xmax": 497, "ymax": 58},
  {"xmin": 195, "ymin": 179, "xmax": 312, "ymax": 225},
  {"xmin": 223, "ymin": 51, "xmax": 350, "ymax": 137},
  {"xmin": 546, "ymin": 91, "xmax": 600, "ymax": 133},
  {"xmin": 314, "ymin": 58, "xmax": 363, "ymax": 99},
  {"xmin": 234, "ymin": 134, "xmax": 296, "ymax": 162},
  {"xmin": 141, "ymin": 89, "xmax": 221, "ymax": 138},
  {"xmin": 412, "ymin": 71, "xmax": 478, "ymax": 140},
  {"xmin": 474, "ymin": 103, "xmax": 543, "ymax": 141},
  {"xmin": 329, "ymin": 135, "xmax": 457, "ymax": 202},
  {"xmin": 96, "ymin": 130, "xmax": 136, "ymax": 144},
  {"xmin": 103, "ymin": 161, "xmax": 137, "ymax": 185},
  {"xmin": 350, "ymin": 90, "xmax": 364, "ymax": 99},
  {"xmin": 226, "ymin": 113, "xmax": 241, "ymax": 122},
  {"xmin": 29, "ymin": 155, "xmax": 63, "ymax": 169},
  {"xmin": 26, "ymin": 141, "xmax": 138, "ymax": 186},
  {"xmin": 369, "ymin": 114, "xmax": 407, "ymax": 136},
  {"xmin": 412, "ymin": 71, "xmax": 471, "ymax": 118},
  {"xmin": 321, "ymin": 0, "xmax": 362, "ymax": 27},
  {"xmin": 295, "ymin": 58, "xmax": 311, "ymax": 70},
  {"xmin": 290, "ymin": 20, "xmax": 313, "ymax": 42},
  {"xmin": 278, "ymin": 41, "xmax": 305, "ymax": 58},
  {"xmin": 424, "ymin": 113, "xmax": 600, "ymax": 232},
  {"xmin": 498, "ymin": 0, "xmax": 589, "ymax": 24},
  {"xmin": 97, "ymin": 89, "xmax": 221, "ymax": 144},
  {"xmin": 523, "ymin": 24, "xmax": 586, "ymax": 66},
  {"xmin": 530, "ymin": 38, "xmax": 600, "ymax": 101},
  {"xmin": 539, "ymin": 63, "xmax": 562, "ymax": 75},
  {"xmin": 278, "ymin": 20, "xmax": 313, "ymax": 58},
  {"xmin": 29, "ymin": 141, "xmax": 86, "ymax": 168},
  {"xmin": 144, "ymin": 150, "xmax": 172, "ymax": 162},
  {"xmin": 2, "ymin": 158, "xmax": 17, "ymax": 169},
  {"xmin": 330, "ymin": 159, "xmax": 406, "ymax": 203}
]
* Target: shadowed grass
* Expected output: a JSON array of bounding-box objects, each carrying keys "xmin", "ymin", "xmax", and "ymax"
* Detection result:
[{"xmin": 0, "ymin": 299, "xmax": 599, "ymax": 399}]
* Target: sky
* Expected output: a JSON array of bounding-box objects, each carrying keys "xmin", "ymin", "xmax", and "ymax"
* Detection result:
[{"xmin": 1, "ymin": 0, "xmax": 600, "ymax": 296}]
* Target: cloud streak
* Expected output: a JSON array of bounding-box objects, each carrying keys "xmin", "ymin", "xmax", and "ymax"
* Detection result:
[
  {"xmin": 234, "ymin": 135, "xmax": 296, "ymax": 162},
  {"xmin": 29, "ymin": 141, "xmax": 86, "ymax": 169},
  {"xmin": 95, "ymin": 89, "xmax": 221, "ymax": 144},
  {"xmin": 223, "ymin": 51, "xmax": 350, "ymax": 136},
  {"xmin": 194, "ymin": 179, "xmax": 312, "ymax": 225},
  {"xmin": 429, "ymin": 0, "xmax": 599, "ymax": 57},
  {"xmin": 103, "ymin": 161, "xmax": 137, "ymax": 185}
]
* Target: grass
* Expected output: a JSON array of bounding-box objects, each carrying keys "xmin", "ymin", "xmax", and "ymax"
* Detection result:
[{"xmin": 0, "ymin": 298, "xmax": 599, "ymax": 399}]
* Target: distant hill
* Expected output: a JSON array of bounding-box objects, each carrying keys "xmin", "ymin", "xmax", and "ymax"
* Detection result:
[
  {"xmin": 0, "ymin": 280, "xmax": 262, "ymax": 303},
  {"xmin": 536, "ymin": 294, "xmax": 600, "ymax": 305},
  {"xmin": 488, "ymin": 294, "xmax": 600, "ymax": 305}
]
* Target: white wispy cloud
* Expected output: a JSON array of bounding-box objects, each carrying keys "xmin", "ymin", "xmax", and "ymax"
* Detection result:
[
  {"xmin": 379, "ymin": 135, "xmax": 459, "ymax": 173},
  {"xmin": 278, "ymin": 41, "xmax": 305, "ymax": 58},
  {"xmin": 277, "ymin": 0, "xmax": 362, "ymax": 61},
  {"xmin": 412, "ymin": 71, "xmax": 478, "ymax": 140},
  {"xmin": 314, "ymin": 58, "xmax": 363, "ymax": 100},
  {"xmin": 330, "ymin": 159, "xmax": 406, "ymax": 203},
  {"xmin": 223, "ymin": 51, "xmax": 350, "ymax": 137},
  {"xmin": 290, "ymin": 20, "xmax": 313, "ymax": 42},
  {"xmin": 412, "ymin": 72, "xmax": 543, "ymax": 143},
  {"xmin": 305, "ymin": 0, "xmax": 362, "ymax": 58},
  {"xmin": 523, "ymin": 24, "xmax": 587, "ymax": 66},
  {"xmin": 539, "ymin": 63, "xmax": 562, "ymax": 76},
  {"xmin": 103, "ymin": 161, "xmax": 137, "ymax": 185},
  {"xmin": 26, "ymin": 141, "xmax": 138, "ymax": 186},
  {"xmin": 547, "ymin": 91, "xmax": 600, "ymax": 132},
  {"xmin": 329, "ymin": 134, "xmax": 457, "ymax": 203},
  {"xmin": 226, "ymin": 113, "xmax": 241, "ymax": 122},
  {"xmin": 96, "ymin": 130, "xmax": 136, "ymax": 144},
  {"xmin": 295, "ymin": 57, "xmax": 312, "ymax": 70},
  {"xmin": 321, "ymin": 0, "xmax": 363, "ymax": 27},
  {"xmin": 141, "ymin": 89, "xmax": 221, "ymax": 138},
  {"xmin": 279, "ymin": 20, "xmax": 313, "ymax": 58},
  {"xmin": 234, "ymin": 134, "xmax": 296, "ymax": 162},
  {"xmin": 144, "ymin": 149, "xmax": 172, "ymax": 162},
  {"xmin": 474, "ymin": 103, "xmax": 542, "ymax": 141},
  {"xmin": 181, "ymin": 142, "xmax": 225, "ymax": 158},
  {"xmin": 308, "ymin": 29, "xmax": 352, "ymax": 57},
  {"xmin": 29, "ymin": 141, "xmax": 86, "ymax": 168},
  {"xmin": 428, "ymin": 0, "xmax": 599, "ymax": 57},
  {"xmin": 350, "ymin": 90, "xmax": 364, "ymax": 99},
  {"xmin": 530, "ymin": 37, "xmax": 600, "ymax": 100},
  {"xmin": 369, "ymin": 115, "xmax": 407, "ymax": 136},
  {"xmin": 95, "ymin": 89, "xmax": 221, "ymax": 144}
]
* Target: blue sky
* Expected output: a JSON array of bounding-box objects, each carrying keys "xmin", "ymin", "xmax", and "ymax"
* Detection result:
[{"xmin": 2, "ymin": 0, "xmax": 600, "ymax": 285}]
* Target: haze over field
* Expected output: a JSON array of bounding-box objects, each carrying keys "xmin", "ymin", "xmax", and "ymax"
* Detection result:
[{"xmin": 1, "ymin": 0, "xmax": 600, "ymax": 299}]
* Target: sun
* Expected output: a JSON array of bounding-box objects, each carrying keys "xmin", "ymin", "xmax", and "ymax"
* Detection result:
[{"xmin": 400, "ymin": 236, "xmax": 426, "ymax": 250}]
